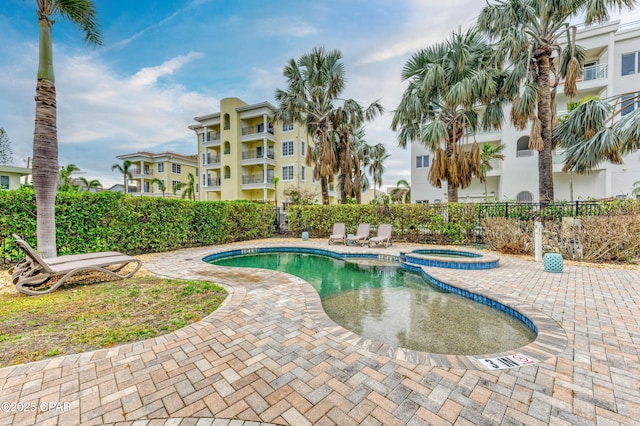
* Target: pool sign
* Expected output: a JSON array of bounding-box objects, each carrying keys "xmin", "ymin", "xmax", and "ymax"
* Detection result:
[{"xmin": 478, "ymin": 353, "xmax": 539, "ymax": 369}]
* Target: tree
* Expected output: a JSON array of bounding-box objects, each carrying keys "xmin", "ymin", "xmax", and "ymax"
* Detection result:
[
  {"xmin": 367, "ymin": 143, "xmax": 389, "ymax": 202},
  {"xmin": 479, "ymin": 143, "xmax": 505, "ymax": 197},
  {"xmin": 111, "ymin": 160, "xmax": 133, "ymax": 194},
  {"xmin": 31, "ymin": 0, "xmax": 101, "ymax": 257},
  {"xmin": 275, "ymin": 47, "xmax": 345, "ymax": 204},
  {"xmin": 632, "ymin": 180, "xmax": 640, "ymax": 199},
  {"xmin": 554, "ymin": 94, "xmax": 640, "ymax": 173},
  {"xmin": 349, "ymin": 128, "xmax": 389, "ymax": 204},
  {"xmin": 392, "ymin": 27, "xmax": 512, "ymax": 202},
  {"xmin": 390, "ymin": 179, "xmax": 411, "ymax": 204},
  {"xmin": 150, "ymin": 177, "xmax": 166, "ymax": 197},
  {"xmin": 180, "ymin": 172, "xmax": 197, "ymax": 201},
  {"xmin": 79, "ymin": 177, "xmax": 102, "ymax": 192},
  {"xmin": 330, "ymin": 99, "xmax": 384, "ymax": 203},
  {"xmin": 478, "ymin": 0, "xmax": 637, "ymax": 202},
  {"xmin": 58, "ymin": 163, "xmax": 81, "ymax": 191},
  {"xmin": 0, "ymin": 127, "xmax": 14, "ymax": 165},
  {"xmin": 273, "ymin": 176, "xmax": 280, "ymax": 207}
]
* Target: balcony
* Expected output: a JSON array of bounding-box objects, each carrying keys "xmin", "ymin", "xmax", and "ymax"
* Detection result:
[
  {"xmin": 241, "ymin": 124, "xmax": 275, "ymax": 142},
  {"xmin": 241, "ymin": 174, "xmax": 275, "ymax": 189},
  {"xmin": 241, "ymin": 150, "xmax": 276, "ymax": 166},
  {"xmin": 516, "ymin": 149, "xmax": 535, "ymax": 158},
  {"xmin": 555, "ymin": 63, "xmax": 608, "ymax": 94},
  {"xmin": 203, "ymin": 177, "xmax": 221, "ymax": 190},
  {"xmin": 130, "ymin": 168, "xmax": 153, "ymax": 179},
  {"xmin": 202, "ymin": 131, "xmax": 221, "ymax": 147},
  {"xmin": 486, "ymin": 159, "xmax": 503, "ymax": 176},
  {"xmin": 203, "ymin": 154, "xmax": 221, "ymax": 170}
]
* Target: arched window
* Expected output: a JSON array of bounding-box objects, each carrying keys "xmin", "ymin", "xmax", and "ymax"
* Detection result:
[
  {"xmin": 516, "ymin": 136, "xmax": 533, "ymax": 157},
  {"xmin": 516, "ymin": 190, "xmax": 534, "ymax": 203},
  {"xmin": 223, "ymin": 114, "xmax": 231, "ymax": 130},
  {"xmin": 224, "ymin": 141, "xmax": 231, "ymax": 155},
  {"xmin": 224, "ymin": 166, "xmax": 231, "ymax": 179}
]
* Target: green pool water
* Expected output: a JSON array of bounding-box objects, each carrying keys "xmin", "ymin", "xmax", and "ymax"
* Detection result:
[{"xmin": 211, "ymin": 252, "xmax": 535, "ymax": 355}]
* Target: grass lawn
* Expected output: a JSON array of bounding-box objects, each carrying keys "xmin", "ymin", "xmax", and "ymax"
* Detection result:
[{"xmin": 0, "ymin": 276, "xmax": 227, "ymax": 368}]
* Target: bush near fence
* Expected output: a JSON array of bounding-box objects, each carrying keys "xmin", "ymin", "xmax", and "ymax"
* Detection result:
[{"xmin": 0, "ymin": 188, "xmax": 275, "ymax": 264}]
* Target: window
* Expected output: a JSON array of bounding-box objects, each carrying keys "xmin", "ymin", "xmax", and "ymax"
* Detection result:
[
  {"xmin": 621, "ymin": 93, "xmax": 640, "ymax": 116},
  {"xmin": 621, "ymin": 51, "xmax": 639, "ymax": 76},
  {"xmin": 143, "ymin": 181, "xmax": 150, "ymax": 193},
  {"xmin": 416, "ymin": 155, "xmax": 429, "ymax": 168},
  {"xmin": 158, "ymin": 163, "xmax": 164, "ymax": 173},
  {"xmin": 282, "ymin": 122, "xmax": 294, "ymax": 132},
  {"xmin": 301, "ymin": 140, "xmax": 305, "ymax": 155},
  {"xmin": 301, "ymin": 165, "xmax": 306, "ymax": 181},
  {"xmin": 0, "ymin": 175, "xmax": 9, "ymax": 189},
  {"xmin": 223, "ymin": 113, "xmax": 230, "ymax": 130},
  {"xmin": 172, "ymin": 180, "xmax": 181, "ymax": 191},
  {"xmin": 516, "ymin": 136, "xmax": 533, "ymax": 157},
  {"xmin": 516, "ymin": 191, "xmax": 534, "ymax": 203},
  {"xmin": 282, "ymin": 165, "xmax": 294, "ymax": 181},
  {"xmin": 172, "ymin": 163, "xmax": 182, "ymax": 174},
  {"xmin": 224, "ymin": 141, "xmax": 231, "ymax": 155},
  {"xmin": 282, "ymin": 141, "xmax": 294, "ymax": 157},
  {"xmin": 224, "ymin": 166, "xmax": 231, "ymax": 179}
]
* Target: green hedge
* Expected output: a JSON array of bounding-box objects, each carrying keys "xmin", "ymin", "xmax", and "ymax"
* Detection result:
[{"xmin": 0, "ymin": 188, "xmax": 275, "ymax": 261}]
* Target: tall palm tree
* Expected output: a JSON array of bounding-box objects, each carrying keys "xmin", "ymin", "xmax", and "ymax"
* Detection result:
[
  {"xmin": 32, "ymin": 0, "xmax": 101, "ymax": 257},
  {"xmin": 273, "ymin": 176, "xmax": 280, "ymax": 207},
  {"xmin": 367, "ymin": 143, "xmax": 389, "ymax": 202},
  {"xmin": 479, "ymin": 143, "xmax": 505, "ymax": 197},
  {"xmin": 392, "ymin": 27, "xmax": 512, "ymax": 203},
  {"xmin": 330, "ymin": 99, "xmax": 384, "ymax": 203},
  {"xmin": 79, "ymin": 177, "xmax": 102, "ymax": 192},
  {"xmin": 58, "ymin": 163, "xmax": 81, "ymax": 191},
  {"xmin": 111, "ymin": 160, "xmax": 133, "ymax": 194},
  {"xmin": 150, "ymin": 177, "xmax": 166, "ymax": 197},
  {"xmin": 350, "ymin": 129, "xmax": 389, "ymax": 204},
  {"xmin": 478, "ymin": 0, "xmax": 637, "ymax": 202},
  {"xmin": 275, "ymin": 47, "xmax": 345, "ymax": 204}
]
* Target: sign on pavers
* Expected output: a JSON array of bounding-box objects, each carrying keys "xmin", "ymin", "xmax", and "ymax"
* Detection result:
[{"xmin": 478, "ymin": 353, "xmax": 539, "ymax": 369}]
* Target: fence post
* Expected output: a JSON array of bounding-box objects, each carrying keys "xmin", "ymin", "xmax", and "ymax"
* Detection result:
[{"xmin": 505, "ymin": 202, "xmax": 509, "ymax": 219}]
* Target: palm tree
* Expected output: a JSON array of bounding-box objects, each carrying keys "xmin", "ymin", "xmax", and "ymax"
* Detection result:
[
  {"xmin": 350, "ymin": 129, "xmax": 389, "ymax": 204},
  {"xmin": 58, "ymin": 163, "xmax": 81, "ymax": 192},
  {"xmin": 330, "ymin": 99, "xmax": 384, "ymax": 203},
  {"xmin": 31, "ymin": 0, "xmax": 101, "ymax": 257},
  {"xmin": 273, "ymin": 176, "xmax": 280, "ymax": 207},
  {"xmin": 177, "ymin": 172, "xmax": 196, "ymax": 201},
  {"xmin": 478, "ymin": 0, "xmax": 637, "ymax": 202},
  {"xmin": 79, "ymin": 177, "xmax": 102, "ymax": 192},
  {"xmin": 367, "ymin": 143, "xmax": 389, "ymax": 202},
  {"xmin": 275, "ymin": 47, "xmax": 345, "ymax": 204},
  {"xmin": 479, "ymin": 144, "xmax": 505, "ymax": 197},
  {"xmin": 150, "ymin": 177, "xmax": 166, "ymax": 197},
  {"xmin": 392, "ymin": 27, "xmax": 511, "ymax": 203},
  {"xmin": 632, "ymin": 180, "xmax": 640, "ymax": 199},
  {"xmin": 554, "ymin": 94, "xmax": 640, "ymax": 173},
  {"xmin": 391, "ymin": 179, "xmax": 411, "ymax": 204},
  {"xmin": 111, "ymin": 160, "xmax": 133, "ymax": 194}
]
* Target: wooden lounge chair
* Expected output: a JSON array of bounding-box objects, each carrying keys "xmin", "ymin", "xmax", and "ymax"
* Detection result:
[
  {"xmin": 369, "ymin": 224, "xmax": 392, "ymax": 248},
  {"xmin": 346, "ymin": 223, "xmax": 370, "ymax": 246},
  {"xmin": 10, "ymin": 235, "xmax": 142, "ymax": 296},
  {"xmin": 328, "ymin": 223, "xmax": 346, "ymax": 245}
]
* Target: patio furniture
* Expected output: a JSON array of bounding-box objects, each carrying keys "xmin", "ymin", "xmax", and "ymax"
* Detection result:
[
  {"xmin": 346, "ymin": 223, "xmax": 370, "ymax": 246},
  {"xmin": 328, "ymin": 223, "xmax": 346, "ymax": 245},
  {"xmin": 10, "ymin": 234, "xmax": 142, "ymax": 296},
  {"xmin": 543, "ymin": 253, "xmax": 563, "ymax": 273},
  {"xmin": 369, "ymin": 224, "xmax": 392, "ymax": 248}
]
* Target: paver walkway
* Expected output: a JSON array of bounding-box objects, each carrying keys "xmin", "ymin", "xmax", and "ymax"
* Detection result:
[{"xmin": 0, "ymin": 239, "xmax": 638, "ymax": 425}]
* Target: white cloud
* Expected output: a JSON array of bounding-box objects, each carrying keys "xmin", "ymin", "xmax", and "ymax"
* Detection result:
[{"xmin": 260, "ymin": 18, "xmax": 318, "ymax": 37}]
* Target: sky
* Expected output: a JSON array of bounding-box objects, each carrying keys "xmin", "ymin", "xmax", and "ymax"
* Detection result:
[{"xmin": 2, "ymin": 1, "xmax": 640, "ymax": 189}]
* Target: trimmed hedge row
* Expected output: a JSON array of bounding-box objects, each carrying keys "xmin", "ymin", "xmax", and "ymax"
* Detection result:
[{"xmin": 0, "ymin": 188, "xmax": 276, "ymax": 261}]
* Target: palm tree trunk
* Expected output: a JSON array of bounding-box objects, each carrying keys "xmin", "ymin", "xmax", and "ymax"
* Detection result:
[
  {"xmin": 445, "ymin": 137, "xmax": 458, "ymax": 203},
  {"xmin": 535, "ymin": 49, "xmax": 555, "ymax": 203},
  {"xmin": 321, "ymin": 178, "xmax": 329, "ymax": 204},
  {"xmin": 33, "ymin": 19, "xmax": 58, "ymax": 258}
]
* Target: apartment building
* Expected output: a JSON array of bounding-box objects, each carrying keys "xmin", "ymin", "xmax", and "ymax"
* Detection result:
[
  {"xmin": 115, "ymin": 151, "xmax": 198, "ymax": 198},
  {"xmin": 411, "ymin": 20, "xmax": 640, "ymax": 203},
  {"xmin": 189, "ymin": 97, "xmax": 331, "ymax": 205},
  {"xmin": 0, "ymin": 165, "xmax": 31, "ymax": 190}
]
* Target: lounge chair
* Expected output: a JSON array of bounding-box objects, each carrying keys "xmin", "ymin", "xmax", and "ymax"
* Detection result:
[
  {"xmin": 328, "ymin": 223, "xmax": 346, "ymax": 245},
  {"xmin": 346, "ymin": 223, "xmax": 370, "ymax": 246},
  {"xmin": 10, "ymin": 235, "xmax": 142, "ymax": 296},
  {"xmin": 369, "ymin": 224, "xmax": 392, "ymax": 248}
]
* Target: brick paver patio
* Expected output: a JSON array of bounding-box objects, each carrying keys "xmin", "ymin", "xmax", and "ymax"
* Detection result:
[{"xmin": 0, "ymin": 239, "xmax": 638, "ymax": 425}]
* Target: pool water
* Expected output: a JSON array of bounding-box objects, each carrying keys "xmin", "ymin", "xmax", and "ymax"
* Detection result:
[
  {"xmin": 412, "ymin": 249, "xmax": 480, "ymax": 258},
  {"xmin": 211, "ymin": 252, "xmax": 535, "ymax": 355}
]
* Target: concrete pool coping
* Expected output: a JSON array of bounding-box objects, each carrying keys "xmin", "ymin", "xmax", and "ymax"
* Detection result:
[{"xmin": 0, "ymin": 238, "xmax": 638, "ymax": 425}]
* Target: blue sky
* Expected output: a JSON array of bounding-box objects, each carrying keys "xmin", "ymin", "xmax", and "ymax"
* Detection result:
[{"xmin": 2, "ymin": 1, "xmax": 640, "ymax": 188}]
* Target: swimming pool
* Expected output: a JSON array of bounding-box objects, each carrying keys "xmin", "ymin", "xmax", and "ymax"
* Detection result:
[{"xmin": 209, "ymin": 250, "xmax": 535, "ymax": 355}]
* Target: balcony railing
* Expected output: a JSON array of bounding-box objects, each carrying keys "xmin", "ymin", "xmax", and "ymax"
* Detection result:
[
  {"xmin": 241, "ymin": 150, "xmax": 275, "ymax": 160},
  {"xmin": 516, "ymin": 149, "xmax": 534, "ymax": 158},
  {"xmin": 203, "ymin": 178, "xmax": 221, "ymax": 187},
  {"xmin": 203, "ymin": 155, "xmax": 221, "ymax": 165},
  {"xmin": 204, "ymin": 132, "xmax": 221, "ymax": 142},
  {"xmin": 242, "ymin": 175, "xmax": 275, "ymax": 185},
  {"xmin": 130, "ymin": 168, "xmax": 153, "ymax": 176},
  {"xmin": 242, "ymin": 124, "xmax": 274, "ymax": 136},
  {"xmin": 581, "ymin": 63, "xmax": 607, "ymax": 81}
]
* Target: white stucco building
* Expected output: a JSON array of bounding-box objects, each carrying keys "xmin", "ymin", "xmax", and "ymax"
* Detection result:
[{"xmin": 411, "ymin": 20, "xmax": 640, "ymax": 203}]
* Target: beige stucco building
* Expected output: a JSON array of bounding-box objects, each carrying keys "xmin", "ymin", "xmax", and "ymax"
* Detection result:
[
  {"xmin": 115, "ymin": 151, "xmax": 198, "ymax": 198},
  {"xmin": 0, "ymin": 165, "xmax": 31, "ymax": 190},
  {"xmin": 189, "ymin": 97, "xmax": 332, "ymax": 206}
]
